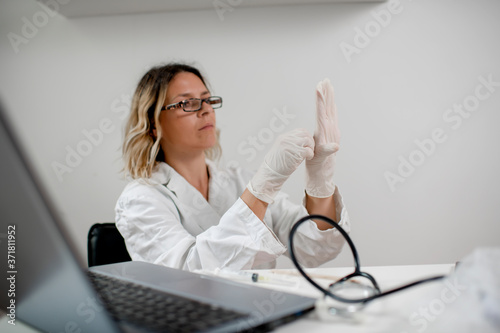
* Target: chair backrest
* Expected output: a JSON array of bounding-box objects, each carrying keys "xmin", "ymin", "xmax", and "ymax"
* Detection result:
[{"xmin": 87, "ymin": 223, "xmax": 132, "ymax": 267}]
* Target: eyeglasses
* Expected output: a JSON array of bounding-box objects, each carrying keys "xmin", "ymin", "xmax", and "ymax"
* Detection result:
[{"xmin": 163, "ymin": 96, "xmax": 223, "ymax": 112}]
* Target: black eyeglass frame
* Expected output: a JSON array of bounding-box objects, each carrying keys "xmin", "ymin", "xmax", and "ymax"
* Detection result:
[{"xmin": 162, "ymin": 96, "xmax": 223, "ymax": 112}]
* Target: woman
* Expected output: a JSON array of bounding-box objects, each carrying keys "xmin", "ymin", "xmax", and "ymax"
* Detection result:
[{"xmin": 116, "ymin": 63, "xmax": 350, "ymax": 271}]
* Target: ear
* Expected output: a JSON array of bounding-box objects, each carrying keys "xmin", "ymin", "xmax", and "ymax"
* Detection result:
[{"xmin": 150, "ymin": 120, "xmax": 157, "ymax": 139}]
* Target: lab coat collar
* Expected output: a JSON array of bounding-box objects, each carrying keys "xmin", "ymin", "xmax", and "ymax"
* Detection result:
[
  {"xmin": 149, "ymin": 162, "xmax": 171, "ymax": 185},
  {"xmin": 150, "ymin": 162, "xmax": 200, "ymax": 199},
  {"xmin": 149, "ymin": 160, "xmax": 218, "ymax": 193},
  {"xmin": 150, "ymin": 161, "xmax": 223, "ymax": 231}
]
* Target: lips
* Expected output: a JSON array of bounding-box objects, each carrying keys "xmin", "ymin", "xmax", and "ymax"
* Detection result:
[{"xmin": 199, "ymin": 124, "xmax": 214, "ymax": 131}]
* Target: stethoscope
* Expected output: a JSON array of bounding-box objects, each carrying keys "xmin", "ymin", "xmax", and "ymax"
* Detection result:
[{"xmin": 288, "ymin": 215, "xmax": 445, "ymax": 317}]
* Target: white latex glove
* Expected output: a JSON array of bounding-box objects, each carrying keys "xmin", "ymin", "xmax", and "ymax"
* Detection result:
[
  {"xmin": 305, "ymin": 78, "xmax": 341, "ymax": 198},
  {"xmin": 247, "ymin": 128, "xmax": 315, "ymax": 204}
]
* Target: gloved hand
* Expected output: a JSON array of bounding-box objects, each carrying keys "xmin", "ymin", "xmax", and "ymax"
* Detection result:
[
  {"xmin": 305, "ymin": 78, "xmax": 341, "ymax": 198},
  {"xmin": 247, "ymin": 128, "xmax": 315, "ymax": 204}
]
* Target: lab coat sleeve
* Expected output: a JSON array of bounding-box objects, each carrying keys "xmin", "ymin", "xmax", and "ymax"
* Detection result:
[
  {"xmin": 116, "ymin": 189, "xmax": 286, "ymax": 272},
  {"xmin": 269, "ymin": 186, "xmax": 350, "ymax": 267}
]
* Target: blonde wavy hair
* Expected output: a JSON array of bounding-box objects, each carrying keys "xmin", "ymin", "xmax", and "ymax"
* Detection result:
[{"xmin": 122, "ymin": 63, "xmax": 221, "ymax": 179}]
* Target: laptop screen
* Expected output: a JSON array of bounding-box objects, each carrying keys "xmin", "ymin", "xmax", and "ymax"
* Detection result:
[{"xmin": 0, "ymin": 107, "xmax": 120, "ymax": 332}]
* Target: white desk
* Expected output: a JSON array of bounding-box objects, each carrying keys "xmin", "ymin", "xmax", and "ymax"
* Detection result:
[
  {"xmin": 1, "ymin": 264, "xmax": 463, "ymax": 333},
  {"xmin": 247, "ymin": 264, "xmax": 457, "ymax": 333}
]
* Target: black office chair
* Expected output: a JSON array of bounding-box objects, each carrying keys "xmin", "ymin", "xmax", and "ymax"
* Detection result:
[{"xmin": 87, "ymin": 223, "xmax": 132, "ymax": 267}]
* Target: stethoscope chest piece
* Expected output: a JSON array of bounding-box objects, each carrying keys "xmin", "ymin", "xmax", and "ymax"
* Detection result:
[{"xmin": 315, "ymin": 280, "xmax": 378, "ymax": 322}]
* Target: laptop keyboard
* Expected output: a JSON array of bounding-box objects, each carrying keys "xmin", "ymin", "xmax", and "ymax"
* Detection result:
[{"xmin": 87, "ymin": 271, "xmax": 249, "ymax": 333}]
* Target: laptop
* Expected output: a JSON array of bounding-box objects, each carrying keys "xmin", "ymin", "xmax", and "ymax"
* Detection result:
[{"xmin": 0, "ymin": 104, "xmax": 315, "ymax": 332}]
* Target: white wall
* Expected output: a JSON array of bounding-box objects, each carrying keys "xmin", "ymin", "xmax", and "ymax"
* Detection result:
[{"xmin": 1, "ymin": 0, "xmax": 499, "ymax": 268}]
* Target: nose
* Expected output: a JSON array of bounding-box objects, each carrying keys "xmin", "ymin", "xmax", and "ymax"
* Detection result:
[{"xmin": 197, "ymin": 101, "xmax": 214, "ymax": 117}]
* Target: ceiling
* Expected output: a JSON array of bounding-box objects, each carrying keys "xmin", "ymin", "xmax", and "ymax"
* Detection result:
[{"xmin": 37, "ymin": 0, "xmax": 386, "ymax": 18}]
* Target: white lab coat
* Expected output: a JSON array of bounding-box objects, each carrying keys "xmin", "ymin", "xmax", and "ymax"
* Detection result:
[{"xmin": 115, "ymin": 160, "xmax": 350, "ymax": 271}]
